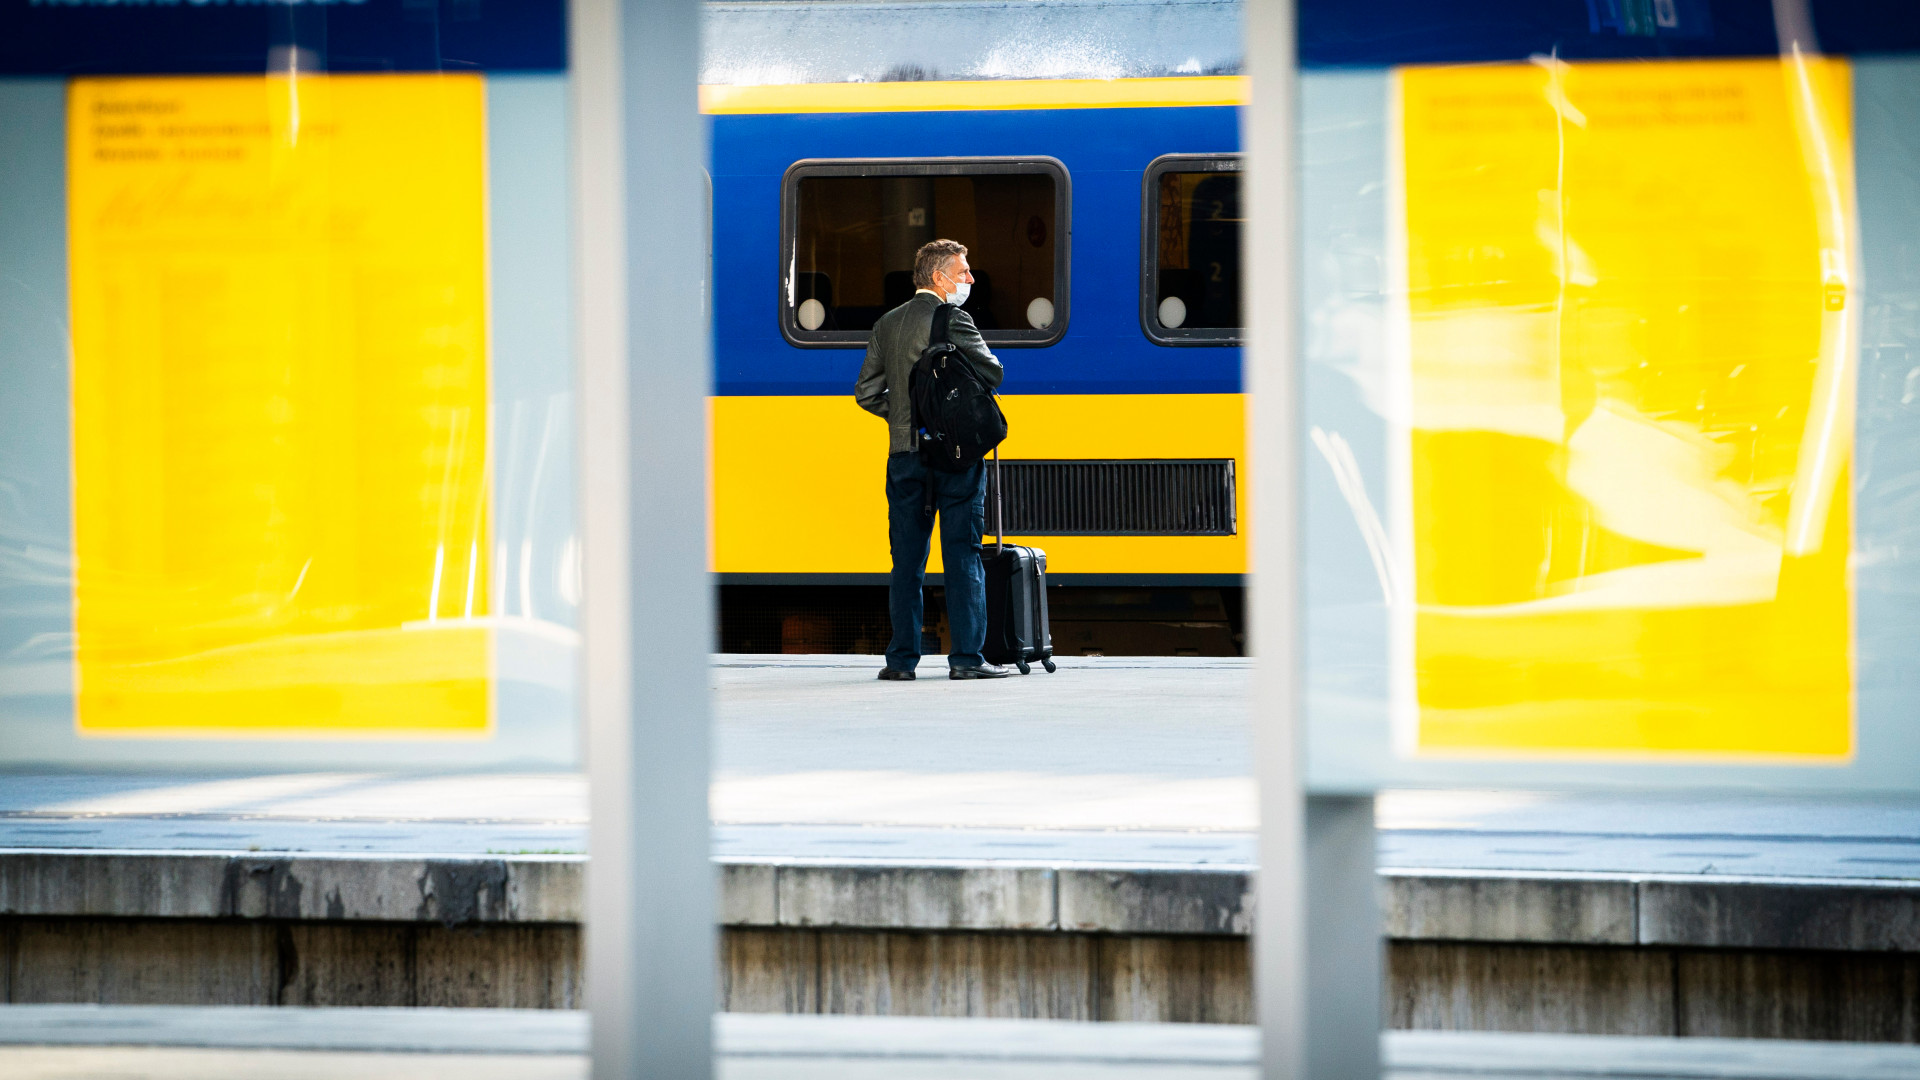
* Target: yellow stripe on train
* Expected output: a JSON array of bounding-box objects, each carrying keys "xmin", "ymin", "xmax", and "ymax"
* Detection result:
[
  {"xmin": 711, "ymin": 394, "xmax": 1248, "ymax": 576},
  {"xmin": 699, "ymin": 76, "xmax": 1248, "ymax": 115}
]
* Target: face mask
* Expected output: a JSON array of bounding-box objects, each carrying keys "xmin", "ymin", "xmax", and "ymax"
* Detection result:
[{"xmin": 945, "ymin": 280, "xmax": 972, "ymax": 307}]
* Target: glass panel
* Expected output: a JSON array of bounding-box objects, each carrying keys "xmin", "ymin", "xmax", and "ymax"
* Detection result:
[
  {"xmin": 1302, "ymin": 55, "xmax": 1884, "ymax": 772},
  {"xmin": 1154, "ymin": 170, "xmax": 1241, "ymax": 331},
  {"xmin": 792, "ymin": 171, "xmax": 1057, "ymax": 334},
  {"xmin": 0, "ymin": 62, "xmax": 579, "ymax": 764},
  {"xmin": 66, "ymin": 75, "xmax": 494, "ymax": 737},
  {"xmin": 1396, "ymin": 58, "xmax": 1852, "ymax": 758}
]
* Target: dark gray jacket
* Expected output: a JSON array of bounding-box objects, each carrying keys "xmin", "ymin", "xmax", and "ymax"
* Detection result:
[{"xmin": 854, "ymin": 291, "xmax": 1003, "ymax": 455}]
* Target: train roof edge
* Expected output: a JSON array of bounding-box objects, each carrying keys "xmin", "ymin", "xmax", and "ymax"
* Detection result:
[
  {"xmin": 702, "ymin": 0, "xmax": 1920, "ymax": 88},
  {"xmin": 701, "ymin": 0, "xmax": 1244, "ymax": 87}
]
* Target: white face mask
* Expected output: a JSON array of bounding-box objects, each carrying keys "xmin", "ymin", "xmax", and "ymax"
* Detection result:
[{"xmin": 943, "ymin": 279, "xmax": 971, "ymax": 307}]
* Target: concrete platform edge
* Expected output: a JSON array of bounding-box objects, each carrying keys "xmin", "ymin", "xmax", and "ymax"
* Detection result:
[{"xmin": 5, "ymin": 850, "xmax": 1919, "ymax": 950}]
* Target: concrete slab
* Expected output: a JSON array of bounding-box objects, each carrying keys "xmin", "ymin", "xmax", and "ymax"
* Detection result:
[
  {"xmin": 4, "ymin": 1007, "xmax": 1920, "ymax": 1080},
  {"xmin": 0, "ymin": 1004, "xmax": 585, "ymax": 1053},
  {"xmin": 1383, "ymin": 871, "xmax": 1638, "ymax": 946},
  {"xmin": 0, "ymin": 1048, "xmax": 584, "ymax": 1080},
  {"xmin": 1386, "ymin": 1030, "xmax": 1920, "ymax": 1080}
]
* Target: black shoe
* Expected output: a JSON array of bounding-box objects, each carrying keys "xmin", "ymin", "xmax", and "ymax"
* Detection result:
[
  {"xmin": 949, "ymin": 663, "xmax": 1011, "ymax": 680},
  {"xmin": 878, "ymin": 668, "xmax": 916, "ymax": 681}
]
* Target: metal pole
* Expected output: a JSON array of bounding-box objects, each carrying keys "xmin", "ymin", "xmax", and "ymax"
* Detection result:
[
  {"xmin": 1307, "ymin": 795, "xmax": 1382, "ymax": 1079},
  {"xmin": 575, "ymin": 0, "xmax": 713, "ymax": 1073},
  {"xmin": 1243, "ymin": 0, "xmax": 1305, "ymax": 1075}
]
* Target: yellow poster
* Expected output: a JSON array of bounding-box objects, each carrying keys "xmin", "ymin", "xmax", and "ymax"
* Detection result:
[
  {"xmin": 1394, "ymin": 57, "xmax": 1855, "ymax": 760},
  {"xmin": 68, "ymin": 74, "xmax": 493, "ymax": 736}
]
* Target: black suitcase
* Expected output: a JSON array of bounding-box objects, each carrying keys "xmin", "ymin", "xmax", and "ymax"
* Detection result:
[{"xmin": 982, "ymin": 448, "xmax": 1056, "ymax": 675}]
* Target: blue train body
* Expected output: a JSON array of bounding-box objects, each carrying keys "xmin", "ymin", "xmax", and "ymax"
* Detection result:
[{"xmin": 710, "ymin": 105, "xmax": 1243, "ymax": 398}]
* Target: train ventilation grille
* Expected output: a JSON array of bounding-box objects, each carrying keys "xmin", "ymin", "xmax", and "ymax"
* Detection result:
[{"xmin": 986, "ymin": 459, "xmax": 1237, "ymax": 536}]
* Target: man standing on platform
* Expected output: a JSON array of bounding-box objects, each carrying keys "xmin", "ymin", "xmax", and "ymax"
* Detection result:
[{"xmin": 855, "ymin": 239, "xmax": 1010, "ymax": 681}]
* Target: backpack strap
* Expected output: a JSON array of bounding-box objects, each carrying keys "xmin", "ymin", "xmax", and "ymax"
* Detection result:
[{"xmin": 930, "ymin": 302, "xmax": 954, "ymax": 347}]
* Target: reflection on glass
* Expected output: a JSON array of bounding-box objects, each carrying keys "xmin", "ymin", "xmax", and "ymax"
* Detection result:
[
  {"xmin": 1393, "ymin": 57, "xmax": 1855, "ymax": 759},
  {"xmin": 1153, "ymin": 168, "xmax": 1241, "ymax": 333},
  {"xmin": 791, "ymin": 170, "xmax": 1056, "ymax": 335},
  {"xmin": 67, "ymin": 74, "xmax": 495, "ymax": 736}
]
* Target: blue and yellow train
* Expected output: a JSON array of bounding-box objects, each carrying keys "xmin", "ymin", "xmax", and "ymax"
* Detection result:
[{"xmin": 705, "ymin": 70, "xmax": 1250, "ymax": 586}]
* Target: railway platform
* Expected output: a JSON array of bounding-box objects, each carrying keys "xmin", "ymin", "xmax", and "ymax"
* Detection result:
[{"xmin": 2, "ymin": 657, "xmax": 1918, "ymax": 1040}]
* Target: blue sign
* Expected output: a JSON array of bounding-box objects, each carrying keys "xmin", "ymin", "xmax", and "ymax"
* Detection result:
[
  {"xmin": 1301, "ymin": 0, "xmax": 1920, "ymax": 67},
  {"xmin": 0, "ymin": 0, "xmax": 565, "ymax": 74}
]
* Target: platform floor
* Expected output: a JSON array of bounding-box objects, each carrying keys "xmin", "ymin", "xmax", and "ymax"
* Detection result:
[
  {"xmin": 5, "ymin": 1006, "xmax": 1920, "ymax": 1080},
  {"xmin": 1, "ymin": 655, "xmax": 1918, "ymax": 878}
]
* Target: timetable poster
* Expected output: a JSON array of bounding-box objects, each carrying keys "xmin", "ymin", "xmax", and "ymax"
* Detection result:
[
  {"xmin": 1394, "ymin": 57, "xmax": 1857, "ymax": 761},
  {"xmin": 67, "ymin": 74, "xmax": 495, "ymax": 737}
]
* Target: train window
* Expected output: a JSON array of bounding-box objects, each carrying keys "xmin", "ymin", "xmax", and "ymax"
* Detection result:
[
  {"xmin": 1142, "ymin": 154, "xmax": 1241, "ymax": 345},
  {"xmin": 781, "ymin": 158, "xmax": 1069, "ymax": 347}
]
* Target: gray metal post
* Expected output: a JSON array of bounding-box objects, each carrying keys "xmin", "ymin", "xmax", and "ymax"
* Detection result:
[
  {"xmin": 574, "ymin": 0, "xmax": 714, "ymax": 1074},
  {"xmin": 1243, "ymin": 0, "xmax": 1306, "ymax": 1075},
  {"xmin": 1307, "ymin": 795, "xmax": 1382, "ymax": 1079}
]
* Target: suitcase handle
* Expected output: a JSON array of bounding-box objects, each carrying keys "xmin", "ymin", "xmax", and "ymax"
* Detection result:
[{"xmin": 993, "ymin": 444, "xmax": 1004, "ymax": 554}]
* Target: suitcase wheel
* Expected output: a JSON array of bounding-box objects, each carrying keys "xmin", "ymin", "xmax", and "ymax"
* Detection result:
[
  {"xmin": 1016, "ymin": 660, "xmax": 1031, "ymax": 675},
  {"xmin": 1041, "ymin": 658, "xmax": 1056, "ymax": 673}
]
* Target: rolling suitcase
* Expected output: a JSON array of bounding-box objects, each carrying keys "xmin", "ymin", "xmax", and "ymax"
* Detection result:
[{"xmin": 982, "ymin": 447, "xmax": 1057, "ymax": 675}]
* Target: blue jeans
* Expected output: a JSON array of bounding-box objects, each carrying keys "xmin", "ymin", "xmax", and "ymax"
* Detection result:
[{"xmin": 885, "ymin": 452, "xmax": 987, "ymax": 672}]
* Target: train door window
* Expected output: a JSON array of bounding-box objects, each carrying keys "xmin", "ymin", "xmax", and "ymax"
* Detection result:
[
  {"xmin": 1142, "ymin": 155, "xmax": 1241, "ymax": 345},
  {"xmin": 781, "ymin": 158, "xmax": 1069, "ymax": 347}
]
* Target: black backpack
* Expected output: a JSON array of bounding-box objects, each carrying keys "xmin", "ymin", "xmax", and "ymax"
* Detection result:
[{"xmin": 909, "ymin": 303, "xmax": 1007, "ymax": 473}]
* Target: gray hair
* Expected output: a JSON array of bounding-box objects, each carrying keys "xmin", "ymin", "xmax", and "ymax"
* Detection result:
[{"xmin": 912, "ymin": 239, "xmax": 968, "ymax": 289}]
